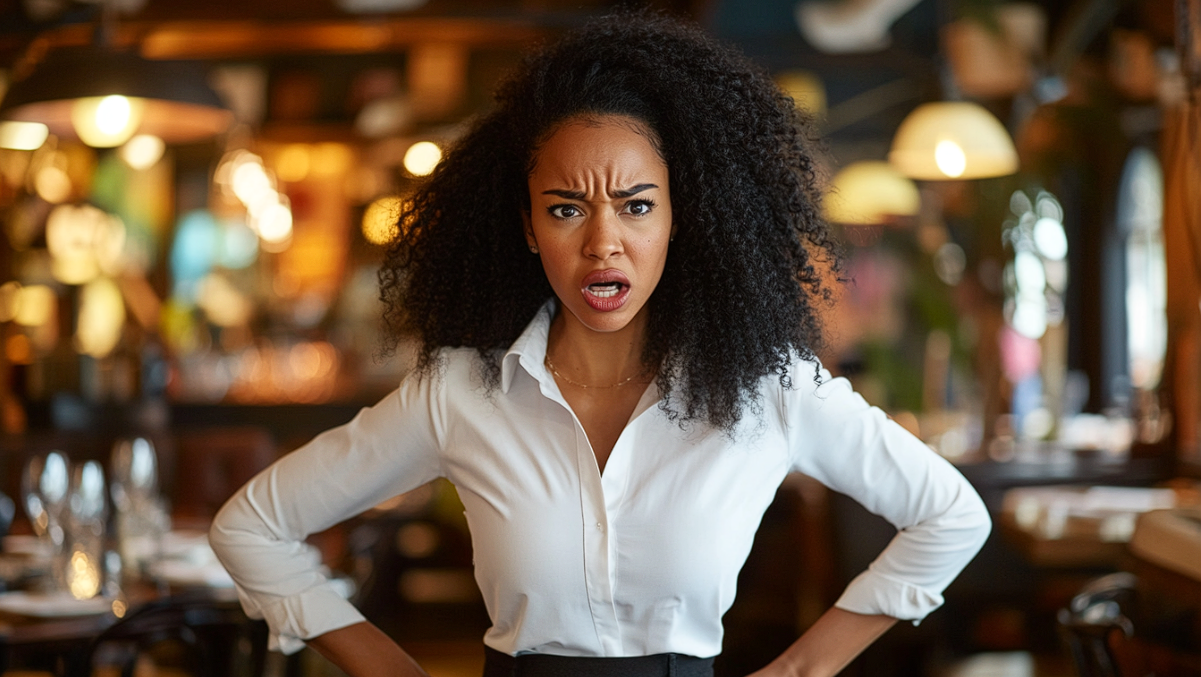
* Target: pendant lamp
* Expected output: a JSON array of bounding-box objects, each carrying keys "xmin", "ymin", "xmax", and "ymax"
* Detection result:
[
  {"xmin": 0, "ymin": 45, "xmax": 233, "ymax": 148},
  {"xmin": 824, "ymin": 160, "xmax": 920, "ymax": 225},
  {"xmin": 888, "ymin": 101, "xmax": 1018, "ymax": 180}
]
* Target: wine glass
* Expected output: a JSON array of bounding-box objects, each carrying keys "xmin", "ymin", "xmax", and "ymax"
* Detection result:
[
  {"xmin": 69, "ymin": 460, "xmax": 108, "ymax": 534},
  {"xmin": 110, "ymin": 437, "xmax": 158, "ymax": 512},
  {"xmin": 39, "ymin": 451, "xmax": 70, "ymax": 549},
  {"xmin": 20, "ymin": 450, "xmax": 70, "ymax": 592},
  {"xmin": 67, "ymin": 460, "xmax": 107, "ymax": 600},
  {"xmin": 110, "ymin": 437, "xmax": 164, "ymax": 576},
  {"xmin": 21, "ymin": 451, "xmax": 70, "ymax": 546},
  {"xmin": 20, "ymin": 454, "xmax": 48, "ymax": 538}
]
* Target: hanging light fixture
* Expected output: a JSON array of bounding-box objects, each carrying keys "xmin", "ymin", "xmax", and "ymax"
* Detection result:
[
  {"xmin": 824, "ymin": 161, "xmax": 920, "ymax": 225},
  {"xmin": 888, "ymin": 101, "xmax": 1018, "ymax": 180},
  {"xmin": 0, "ymin": 45, "xmax": 233, "ymax": 148}
]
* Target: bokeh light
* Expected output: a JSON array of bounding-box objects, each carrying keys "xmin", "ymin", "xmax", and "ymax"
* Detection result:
[
  {"xmin": 254, "ymin": 202, "xmax": 293, "ymax": 247},
  {"xmin": 403, "ymin": 141, "xmax": 441, "ymax": 176},
  {"xmin": 231, "ymin": 158, "xmax": 273, "ymax": 206},
  {"xmin": 934, "ymin": 139, "xmax": 966, "ymax": 178},
  {"xmin": 311, "ymin": 143, "xmax": 353, "ymax": 177},
  {"xmin": 170, "ymin": 210, "xmax": 220, "ymax": 298},
  {"xmin": 362, "ymin": 196, "xmax": 403, "ymax": 245},
  {"xmin": 46, "ymin": 204, "xmax": 126, "ymax": 285},
  {"xmin": 34, "ymin": 166, "xmax": 72, "ymax": 203},
  {"xmin": 120, "ymin": 134, "xmax": 165, "ymax": 170},
  {"xmin": 197, "ymin": 273, "xmax": 253, "ymax": 327},
  {"xmin": 13, "ymin": 285, "xmax": 55, "ymax": 328},
  {"xmin": 1033, "ymin": 217, "xmax": 1068, "ymax": 260},
  {"xmin": 67, "ymin": 549, "xmax": 101, "ymax": 599},
  {"xmin": 0, "ymin": 281, "xmax": 21, "ymax": 322},
  {"xmin": 71, "ymin": 96, "xmax": 144, "ymax": 148},
  {"xmin": 76, "ymin": 277, "xmax": 126, "ymax": 358},
  {"xmin": 217, "ymin": 219, "xmax": 259, "ymax": 269},
  {"xmin": 0, "ymin": 121, "xmax": 49, "ymax": 150},
  {"xmin": 774, "ymin": 69, "xmax": 826, "ymax": 117},
  {"xmin": 275, "ymin": 144, "xmax": 311, "ymax": 183}
]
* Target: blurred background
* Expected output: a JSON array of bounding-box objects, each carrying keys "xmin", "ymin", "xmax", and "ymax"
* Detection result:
[{"xmin": 0, "ymin": 0, "xmax": 1197, "ymax": 676}]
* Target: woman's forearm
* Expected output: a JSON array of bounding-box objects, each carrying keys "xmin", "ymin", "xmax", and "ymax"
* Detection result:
[
  {"xmin": 306, "ymin": 621, "xmax": 432, "ymax": 677},
  {"xmin": 750, "ymin": 607, "xmax": 897, "ymax": 677}
]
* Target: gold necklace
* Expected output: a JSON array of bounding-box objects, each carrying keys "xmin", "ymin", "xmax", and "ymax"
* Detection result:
[{"xmin": 544, "ymin": 354, "xmax": 644, "ymax": 389}]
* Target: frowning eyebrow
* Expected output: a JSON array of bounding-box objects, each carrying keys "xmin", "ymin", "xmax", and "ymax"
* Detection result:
[{"xmin": 541, "ymin": 183, "xmax": 658, "ymax": 200}]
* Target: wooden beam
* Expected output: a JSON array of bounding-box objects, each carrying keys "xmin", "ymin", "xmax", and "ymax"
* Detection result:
[
  {"xmin": 141, "ymin": 18, "xmax": 547, "ymax": 59},
  {"xmin": 2, "ymin": 17, "xmax": 548, "ymax": 63}
]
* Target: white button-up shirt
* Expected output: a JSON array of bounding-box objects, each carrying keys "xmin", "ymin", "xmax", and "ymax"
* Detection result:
[{"xmin": 210, "ymin": 303, "xmax": 990, "ymax": 657}]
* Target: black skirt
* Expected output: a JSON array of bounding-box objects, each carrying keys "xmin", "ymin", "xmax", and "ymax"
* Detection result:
[{"xmin": 483, "ymin": 646, "xmax": 715, "ymax": 677}]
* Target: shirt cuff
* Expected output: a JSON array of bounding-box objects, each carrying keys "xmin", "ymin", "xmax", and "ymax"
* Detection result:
[
  {"xmin": 235, "ymin": 581, "xmax": 366, "ymax": 654},
  {"xmin": 833, "ymin": 569, "xmax": 945, "ymax": 625}
]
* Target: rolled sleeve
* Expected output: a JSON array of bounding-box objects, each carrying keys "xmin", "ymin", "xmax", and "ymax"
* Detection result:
[
  {"xmin": 210, "ymin": 372, "xmax": 446, "ymax": 652},
  {"xmin": 834, "ymin": 570, "xmax": 943, "ymax": 621},
  {"xmin": 784, "ymin": 364, "xmax": 991, "ymax": 623}
]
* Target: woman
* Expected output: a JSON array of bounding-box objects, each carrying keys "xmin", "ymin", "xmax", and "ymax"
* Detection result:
[{"xmin": 210, "ymin": 12, "xmax": 990, "ymax": 677}]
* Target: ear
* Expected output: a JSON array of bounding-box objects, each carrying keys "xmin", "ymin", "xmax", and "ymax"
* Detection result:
[{"xmin": 522, "ymin": 211, "xmax": 537, "ymax": 250}]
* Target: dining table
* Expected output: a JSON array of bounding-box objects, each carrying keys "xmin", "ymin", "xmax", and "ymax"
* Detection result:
[{"xmin": 0, "ymin": 529, "xmax": 248, "ymax": 677}]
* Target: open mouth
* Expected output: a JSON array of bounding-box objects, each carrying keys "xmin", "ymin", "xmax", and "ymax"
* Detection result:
[
  {"xmin": 580, "ymin": 270, "xmax": 631, "ymax": 311},
  {"xmin": 586, "ymin": 281, "xmax": 626, "ymax": 298}
]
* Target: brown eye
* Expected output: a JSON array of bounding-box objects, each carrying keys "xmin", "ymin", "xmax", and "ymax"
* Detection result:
[
  {"xmin": 624, "ymin": 199, "xmax": 654, "ymax": 216},
  {"xmin": 549, "ymin": 204, "xmax": 582, "ymax": 219}
]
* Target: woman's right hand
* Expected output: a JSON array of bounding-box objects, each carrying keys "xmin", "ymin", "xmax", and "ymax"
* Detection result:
[{"xmin": 307, "ymin": 621, "xmax": 433, "ymax": 677}]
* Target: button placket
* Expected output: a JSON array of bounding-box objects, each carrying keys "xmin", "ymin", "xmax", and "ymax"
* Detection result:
[{"xmin": 575, "ymin": 426, "xmax": 622, "ymax": 655}]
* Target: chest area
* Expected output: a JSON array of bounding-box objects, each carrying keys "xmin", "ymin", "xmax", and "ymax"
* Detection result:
[
  {"xmin": 557, "ymin": 384, "xmax": 647, "ymax": 474},
  {"xmin": 441, "ymin": 390, "xmax": 790, "ymax": 533}
]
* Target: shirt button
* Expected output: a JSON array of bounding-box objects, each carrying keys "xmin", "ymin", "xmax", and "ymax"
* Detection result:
[{"xmin": 596, "ymin": 522, "xmax": 603, "ymax": 531}]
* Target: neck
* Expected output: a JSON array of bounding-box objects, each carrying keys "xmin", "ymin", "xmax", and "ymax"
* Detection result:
[{"xmin": 546, "ymin": 309, "xmax": 649, "ymax": 388}]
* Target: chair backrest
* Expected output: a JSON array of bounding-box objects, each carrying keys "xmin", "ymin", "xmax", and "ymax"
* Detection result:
[
  {"xmin": 1058, "ymin": 572, "xmax": 1137, "ymax": 677},
  {"xmin": 86, "ymin": 593, "xmax": 267, "ymax": 677}
]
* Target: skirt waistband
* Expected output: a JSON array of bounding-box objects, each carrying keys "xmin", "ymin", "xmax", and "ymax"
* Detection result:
[{"xmin": 482, "ymin": 646, "xmax": 715, "ymax": 677}]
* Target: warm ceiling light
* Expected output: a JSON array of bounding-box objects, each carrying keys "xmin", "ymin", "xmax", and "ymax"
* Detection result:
[
  {"xmin": 71, "ymin": 95, "xmax": 144, "ymax": 147},
  {"xmin": 0, "ymin": 46, "xmax": 232, "ymax": 148},
  {"xmin": 824, "ymin": 161, "xmax": 920, "ymax": 225},
  {"xmin": 120, "ymin": 134, "xmax": 165, "ymax": 170},
  {"xmin": 403, "ymin": 141, "xmax": 441, "ymax": 176},
  {"xmin": 362, "ymin": 196, "xmax": 403, "ymax": 245},
  {"xmin": 889, "ymin": 102, "xmax": 1018, "ymax": 180},
  {"xmin": 933, "ymin": 140, "xmax": 967, "ymax": 178},
  {"xmin": 0, "ymin": 121, "xmax": 49, "ymax": 150},
  {"xmin": 774, "ymin": 69, "xmax": 826, "ymax": 118}
]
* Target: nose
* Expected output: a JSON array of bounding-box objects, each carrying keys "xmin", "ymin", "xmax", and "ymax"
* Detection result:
[{"xmin": 582, "ymin": 212, "xmax": 623, "ymax": 260}]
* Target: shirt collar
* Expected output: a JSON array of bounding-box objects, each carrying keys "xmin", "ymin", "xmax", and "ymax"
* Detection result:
[{"xmin": 500, "ymin": 299, "xmax": 557, "ymax": 393}]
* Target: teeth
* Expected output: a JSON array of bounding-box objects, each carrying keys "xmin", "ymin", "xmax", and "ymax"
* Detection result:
[{"xmin": 587, "ymin": 282, "xmax": 622, "ymax": 298}]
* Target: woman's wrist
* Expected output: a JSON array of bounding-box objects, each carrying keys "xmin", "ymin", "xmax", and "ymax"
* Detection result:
[
  {"xmin": 750, "ymin": 607, "xmax": 897, "ymax": 677},
  {"xmin": 307, "ymin": 621, "xmax": 431, "ymax": 677}
]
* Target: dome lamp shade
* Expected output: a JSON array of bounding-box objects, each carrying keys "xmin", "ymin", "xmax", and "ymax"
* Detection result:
[
  {"xmin": 824, "ymin": 161, "xmax": 921, "ymax": 225},
  {"xmin": 0, "ymin": 46, "xmax": 233, "ymax": 147},
  {"xmin": 888, "ymin": 101, "xmax": 1018, "ymax": 180}
]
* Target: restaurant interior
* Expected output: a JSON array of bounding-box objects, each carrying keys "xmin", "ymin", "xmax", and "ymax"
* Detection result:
[{"xmin": 0, "ymin": 0, "xmax": 1198, "ymax": 675}]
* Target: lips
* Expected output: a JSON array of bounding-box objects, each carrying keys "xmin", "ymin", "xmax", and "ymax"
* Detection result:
[{"xmin": 581, "ymin": 269, "xmax": 631, "ymax": 312}]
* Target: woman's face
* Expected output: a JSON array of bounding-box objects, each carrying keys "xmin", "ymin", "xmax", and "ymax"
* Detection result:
[{"xmin": 525, "ymin": 115, "xmax": 672, "ymax": 337}]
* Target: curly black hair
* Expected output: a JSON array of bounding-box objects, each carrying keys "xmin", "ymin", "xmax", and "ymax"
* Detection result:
[{"xmin": 379, "ymin": 11, "xmax": 841, "ymax": 433}]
